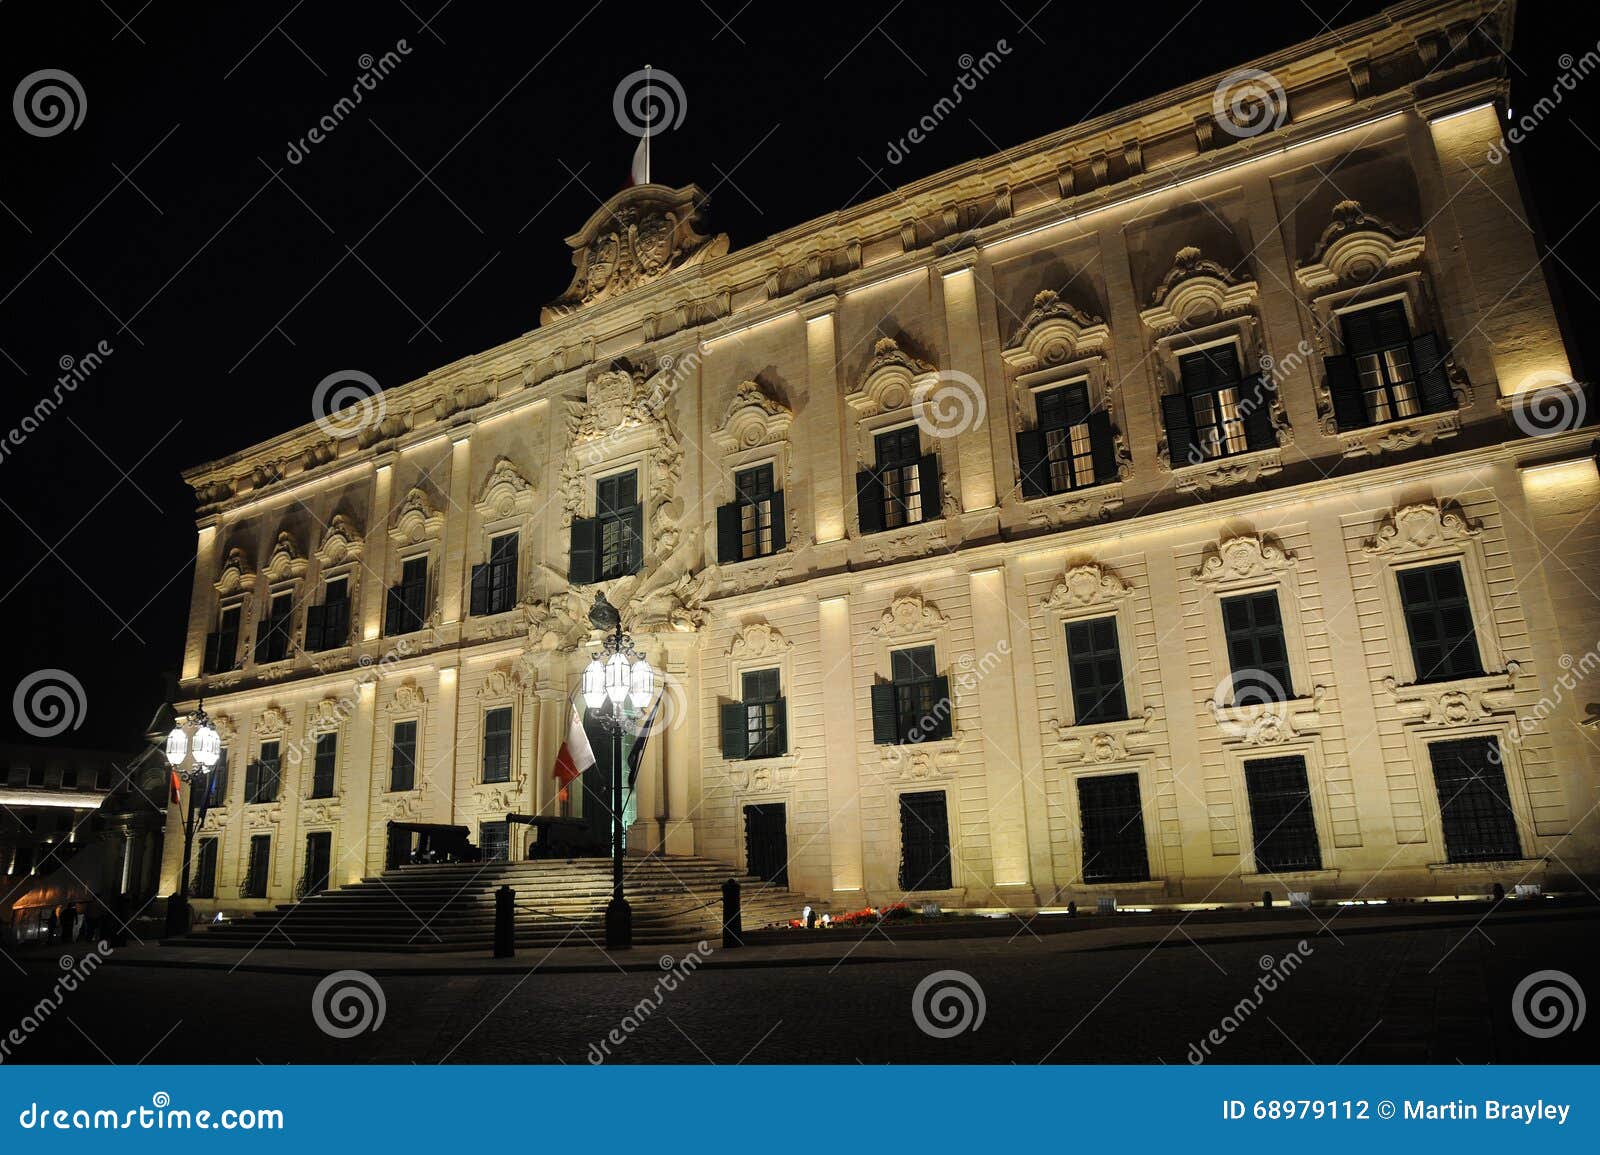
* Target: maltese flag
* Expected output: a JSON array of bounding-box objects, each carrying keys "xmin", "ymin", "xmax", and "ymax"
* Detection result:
[
  {"xmin": 629, "ymin": 133, "xmax": 651, "ymax": 187},
  {"xmin": 552, "ymin": 694, "xmax": 596, "ymax": 786}
]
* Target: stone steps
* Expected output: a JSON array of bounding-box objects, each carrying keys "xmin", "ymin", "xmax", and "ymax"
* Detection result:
[{"xmin": 177, "ymin": 854, "xmax": 820, "ymax": 952}]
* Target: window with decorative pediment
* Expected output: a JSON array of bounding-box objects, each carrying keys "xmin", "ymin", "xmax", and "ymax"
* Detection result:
[
  {"xmin": 470, "ymin": 457, "xmax": 537, "ymax": 617},
  {"xmin": 848, "ymin": 338, "xmax": 949, "ymax": 536},
  {"xmin": 206, "ymin": 548, "xmax": 256, "ymax": 675},
  {"xmin": 254, "ymin": 533, "xmax": 308, "ymax": 666},
  {"xmin": 1041, "ymin": 563, "xmax": 1148, "ymax": 740},
  {"xmin": 720, "ymin": 622, "xmax": 795, "ymax": 763},
  {"xmin": 712, "ymin": 380, "xmax": 794, "ymax": 564},
  {"xmin": 305, "ymin": 514, "xmax": 363, "ymax": 653},
  {"xmin": 1142, "ymin": 247, "xmax": 1290, "ymax": 492},
  {"xmin": 868, "ymin": 595, "xmax": 955, "ymax": 746},
  {"xmin": 1002, "ymin": 290, "xmax": 1128, "ymax": 507},
  {"xmin": 1296, "ymin": 200, "xmax": 1464, "ymax": 455},
  {"xmin": 385, "ymin": 683, "xmax": 427, "ymax": 794},
  {"xmin": 385, "ymin": 488, "xmax": 445, "ymax": 637}
]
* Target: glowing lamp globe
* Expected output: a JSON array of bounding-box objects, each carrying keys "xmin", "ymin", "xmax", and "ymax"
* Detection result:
[
  {"xmin": 191, "ymin": 722, "xmax": 222, "ymax": 770},
  {"xmin": 629, "ymin": 657, "xmax": 653, "ymax": 709},
  {"xmin": 581, "ymin": 657, "xmax": 606, "ymax": 710},
  {"xmin": 605, "ymin": 651, "xmax": 630, "ymax": 704},
  {"xmin": 164, "ymin": 725, "xmax": 189, "ymax": 768}
]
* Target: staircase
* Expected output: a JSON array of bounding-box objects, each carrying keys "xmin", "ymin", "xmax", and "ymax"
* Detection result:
[{"xmin": 177, "ymin": 856, "xmax": 818, "ymax": 952}]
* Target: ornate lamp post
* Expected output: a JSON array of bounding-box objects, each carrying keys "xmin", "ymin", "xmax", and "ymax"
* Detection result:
[
  {"xmin": 581, "ymin": 592, "xmax": 653, "ymax": 950},
  {"xmin": 163, "ymin": 701, "xmax": 221, "ymax": 936}
]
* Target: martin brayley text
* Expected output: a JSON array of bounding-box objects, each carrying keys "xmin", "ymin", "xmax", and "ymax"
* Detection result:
[{"xmin": 1405, "ymin": 1100, "xmax": 1570, "ymax": 1125}]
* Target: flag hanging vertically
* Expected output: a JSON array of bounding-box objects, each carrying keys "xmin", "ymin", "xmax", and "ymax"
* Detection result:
[
  {"xmin": 627, "ymin": 64, "xmax": 653, "ymax": 186},
  {"xmin": 553, "ymin": 691, "xmax": 597, "ymax": 786},
  {"xmin": 626, "ymin": 693, "xmax": 663, "ymax": 790}
]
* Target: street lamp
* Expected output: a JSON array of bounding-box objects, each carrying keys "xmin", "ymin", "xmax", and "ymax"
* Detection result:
[
  {"xmin": 582, "ymin": 591, "xmax": 652, "ymax": 950},
  {"xmin": 163, "ymin": 701, "xmax": 220, "ymax": 937}
]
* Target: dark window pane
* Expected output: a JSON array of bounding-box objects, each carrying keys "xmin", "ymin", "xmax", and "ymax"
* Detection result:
[
  {"xmin": 311, "ymin": 732, "xmax": 337, "ymax": 799},
  {"xmin": 482, "ymin": 707, "xmax": 513, "ymax": 782},
  {"xmin": 1244, "ymin": 756, "xmax": 1322, "ymax": 872},
  {"xmin": 390, "ymin": 721, "xmax": 417, "ymax": 792},
  {"xmin": 899, "ymin": 790, "xmax": 952, "ymax": 890},
  {"xmin": 1066, "ymin": 616, "xmax": 1128, "ymax": 725},
  {"xmin": 1220, "ymin": 591, "xmax": 1294, "ymax": 702},
  {"xmin": 1398, "ymin": 562, "xmax": 1484, "ymax": 682},
  {"xmin": 1429, "ymin": 737, "xmax": 1521, "ymax": 863},
  {"xmin": 1077, "ymin": 773, "xmax": 1149, "ymax": 883}
]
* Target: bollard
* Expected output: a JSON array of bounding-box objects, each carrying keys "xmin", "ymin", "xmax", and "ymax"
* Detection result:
[
  {"xmin": 1491, "ymin": 882, "xmax": 1506, "ymax": 904},
  {"xmin": 721, "ymin": 877, "xmax": 744, "ymax": 949},
  {"xmin": 494, "ymin": 885, "xmax": 515, "ymax": 958},
  {"xmin": 1066, "ymin": 900, "xmax": 1077, "ymax": 919},
  {"xmin": 1262, "ymin": 889, "xmax": 1274, "ymax": 908}
]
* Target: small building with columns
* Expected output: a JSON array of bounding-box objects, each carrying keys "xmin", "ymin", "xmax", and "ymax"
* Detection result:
[{"xmin": 165, "ymin": 0, "xmax": 1600, "ymax": 916}]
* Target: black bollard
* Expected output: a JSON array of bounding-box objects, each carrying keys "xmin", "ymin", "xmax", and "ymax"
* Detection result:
[
  {"xmin": 721, "ymin": 878, "xmax": 744, "ymax": 949},
  {"xmin": 1067, "ymin": 900, "xmax": 1077, "ymax": 918},
  {"xmin": 493, "ymin": 885, "xmax": 515, "ymax": 958},
  {"xmin": 1262, "ymin": 889, "xmax": 1274, "ymax": 908},
  {"xmin": 1492, "ymin": 882, "xmax": 1506, "ymax": 904}
]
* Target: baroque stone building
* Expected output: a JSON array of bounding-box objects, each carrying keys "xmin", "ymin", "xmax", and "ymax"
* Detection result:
[{"xmin": 166, "ymin": 0, "xmax": 1599, "ymax": 917}]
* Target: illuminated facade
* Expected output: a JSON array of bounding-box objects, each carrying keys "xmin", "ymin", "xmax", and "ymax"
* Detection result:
[{"xmin": 166, "ymin": 0, "xmax": 1599, "ymax": 916}]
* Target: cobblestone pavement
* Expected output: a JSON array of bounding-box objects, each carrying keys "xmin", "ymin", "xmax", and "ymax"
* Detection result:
[{"xmin": 2, "ymin": 910, "xmax": 1594, "ymax": 1065}]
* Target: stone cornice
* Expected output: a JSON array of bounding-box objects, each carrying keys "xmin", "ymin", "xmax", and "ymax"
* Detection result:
[{"xmin": 182, "ymin": 0, "xmax": 1509, "ymax": 513}]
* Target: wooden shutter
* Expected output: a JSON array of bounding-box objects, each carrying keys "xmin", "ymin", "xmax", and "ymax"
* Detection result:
[
  {"xmin": 856, "ymin": 469, "xmax": 885, "ymax": 535},
  {"xmin": 469, "ymin": 563, "xmax": 490, "ymax": 616},
  {"xmin": 1086, "ymin": 411, "xmax": 1117, "ymax": 485},
  {"xmin": 1016, "ymin": 429, "xmax": 1049, "ymax": 498},
  {"xmin": 926, "ymin": 675, "xmax": 954, "ymax": 740},
  {"xmin": 1410, "ymin": 332, "xmax": 1454, "ymax": 413},
  {"xmin": 204, "ymin": 631, "xmax": 222, "ymax": 673},
  {"xmin": 870, "ymin": 683, "xmax": 900, "ymax": 745},
  {"xmin": 720, "ymin": 702, "xmax": 749, "ymax": 760},
  {"xmin": 768, "ymin": 489, "xmax": 786, "ymax": 552},
  {"xmin": 1161, "ymin": 393, "xmax": 1197, "ymax": 466},
  {"xmin": 252, "ymin": 621, "xmax": 271, "ymax": 663},
  {"xmin": 917, "ymin": 453, "xmax": 941, "ymax": 522},
  {"xmin": 384, "ymin": 586, "xmax": 404, "ymax": 636},
  {"xmin": 568, "ymin": 517, "xmax": 599, "ymax": 585},
  {"xmin": 1243, "ymin": 385, "xmax": 1277, "ymax": 451},
  {"xmin": 716, "ymin": 501, "xmax": 741, "ymax": 564},
  {"xmin": 772, "ymin": 697, "xmax": 788, "ymax": 756},
  {"xmin": 1323, "ymin": 354, "xmax": 1367, "ymax": 430},
  {"xmin": 303, "ymin": 604, "xmax": 325, "ymax": 652}
]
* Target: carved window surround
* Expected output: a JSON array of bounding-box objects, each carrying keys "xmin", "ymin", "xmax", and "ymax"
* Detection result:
[
  {"xmin": 1219, "ymin": 737, "xmax": 1339, "ymax": 878},
  {"xmin": 720, "ymin": 621, "xmax": 801, "ymax": 780},
  {"xmin": 710, "ymin": 380, "xmax": 803, "ymax": 558},
  {"xmin": 1040, "ymin": 562, "xmax": 1148, "ymax": 735},
  {"xmin": 867, "ymin": 593, "xmax": 960, "ymax": 768},
  {"xmin": 310, "ymin": 515, "xmax": 365, "ymax": 657},
  {"xmin": 388, "ymin": 487, "xmax": 447, "ymax": 634},
  {"xmin": 1192, "ymin": 534, "xmax": 1323, "ymax": 722},
  {"xmin": 846, "ymin": 337, "xmax": 958, "ymax": 527},
  {"xmin": 1008, "ymin": 345, "xmax": 1131, "ymax": 523},
  {"xmin": 469, "ymin": 457, "xmax": 538, "ymax": 633},
  {"xmin": 1054, "ymin": 760, "xmax": 1167, "ymax": 891},
  {"xmin": 1396, "ymin": 718, "xmax": 1541, "ymax": 865},
  {"xmin": 383, "ymin": 681, "xmax": 427, "ymax": 798},
  {"xmin": 1361, "ymin": 501, "xmax": 1510, "ymax": 686}
]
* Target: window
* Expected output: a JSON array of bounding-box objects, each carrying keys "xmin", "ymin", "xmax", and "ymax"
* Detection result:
[
  {"xmin": 1220, "ymin": 591, "xmax": 1293, "ymax": 703},
  {"xmin": 60, "ymin": 766, "xmax": 78, "ymax": 789},
  {"xmin": 1243, "ymin": 756, "xmax": 1322, "ymax": 872},
  {"xmin": 480, "ymin": 821, "xmax": 510, "ymax": 863},
  {"xmin": 390, "ymin": 721, "xmax": 417, "ymax": 792},
  {"xmin": 243, "ymin": 835, "xmax": 271, "ymax": 898},
  {"xmin": 304, "ymin": 577, "xmax": 350, "ymax": 652},
  {"xmin": 245, "ymin": 742, "xmax": 280, "ymax": 804},
  {"xmin": 1065, "ymin": 616, "xmax": 1128, "ymax": 725},
  {"xmin": 1428, "ymin": 737, "xmax": 1521, "ymax": 863},
  {"xmin": 1077, "ymin": 772, "xmax": 1149, "ymax": 883},
  {"xmin": 205, "ymin": 605, "xmax": 242, "ymax": 674},
  {"xmin": 385, "ymin": 557, "xmax": 429, "ymax": 636},
  {"xmin": 470, "ymin": 533, "xmax": 520, "ymax": 616},
  {"xmin": 482, "ymin": 707, "xmax": 513, "ymax": 783},
  {"xmin": 303, "ymin": 831, "xmax": 331, "ymax": 895},
  {"xmin": 898, "ymin": 790, "xmax": 952, "ymax": 891},
  {"xmin": 1397, "ymin": 562, "xmax": 1484, "ymax": 683},
  {"xmin": 28, "ymin": 765, "xmax": 46, "ymax": 787},
  {"xmin": 310, "ymin": 732, "xmax": 337, "ymax": 799},
  {"xmin": 1323, "ymin": 302, "xmax": 1454, "ymax": 430},
  {"xmin": 1018, "ymin": 383, "xmax": 1117, "ymax": 498},
  {"xmin": 1161, "ymin": 344, "xmax": 1275, "ymax": 466},
  {"xmin": 570, "ymin": 472, "xmax": 643, "ymax": 584},
  {"xmin": 254, "ymin": 592, "xmax": 295, "ymax": 664},
  {"xmin": 207, "ymin": 748, "xmax": 228, "ymax": 806},
  {"xmin": 720, "ymin": 669, "xmax": 787, "ymax": 760},
  {"xmin": 857, "ymin": 428, "xmax": 938, "ymax": 535},
  {"xmin": 194, "ymin": 837, "xmax": 218, "ymax": 899},
  {"xmin": 871, "ymin": 646, "xmax": 954, "ymax": 745},
  {"xmin": 718, "ymin": 464, "xmax": 786, "ymax": 563}
]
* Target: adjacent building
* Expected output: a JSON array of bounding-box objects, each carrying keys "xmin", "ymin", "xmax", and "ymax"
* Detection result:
[{"xmin": 166, "ymin": 0, "xmax": 1599, "ymax": 917}]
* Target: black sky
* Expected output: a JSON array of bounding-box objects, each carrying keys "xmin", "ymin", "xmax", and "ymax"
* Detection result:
[{"xmin": 1, "ymin": 0, "xmax": 1594, "ymax": 749}]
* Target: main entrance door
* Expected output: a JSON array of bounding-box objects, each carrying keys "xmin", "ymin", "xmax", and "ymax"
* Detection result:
[
  {"xmin": 742, "ymin": 804, "xmax": 788, "ymax": 885},
  {"xmin": 581, "ymin": 708, "xmax": 635, "ymax": 856}
]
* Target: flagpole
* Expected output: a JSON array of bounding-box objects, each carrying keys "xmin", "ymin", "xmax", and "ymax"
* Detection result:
[{"xmin": 643, "ymin": 63, "xmax": 652, "ymax": 185}]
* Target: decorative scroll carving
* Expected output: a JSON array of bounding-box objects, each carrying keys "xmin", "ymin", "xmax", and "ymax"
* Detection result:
[
  {"xmin": 1142, "ymin": 247, "xmax": 1258, "ymax": 332},
  {"xmin": 1193, "ymin": 534, "xmax": 1296, "ymax": 584},
  {"xmin": 264, "ymin": 533, "xmax": 307, "ymax": 583},
  {"xmin": 315, "ymin": 514, "xmax": 364, "ymax": 567},
  {"xmin": 391, "ymin": 487, "xmax": 446, "ymax": 544},
  {"xmin": 1209, "ymin": 687, "xmax": 1327, "ymax": 745},
  {"xmin": 255, "ymin": 706, "xmax": 289, "ymax": 737},
  {"xmin": 1296, "ymin": 200, "xmax": 1425, "ymax": 293},
  {"xmin": 1057, "ymin": 707, "xmax": 1156, "ymax": 761},
  {"xmin": 846, "ymin": 336, "xmax": 936, "ymax": 417},
  {"xmin": 542, "ymin": 184, "xmax": 729, "ymax": 323},
  {"xmin": 1363, "ymin": 501, "xmax": 1482, "ymax": 555},
  {"xmin": 1043, "ymin": 562, "xmax": 1128, "ymax": 610},
  {"xmin": 872, "ymin": 594, "xmax": 947, "ymax": 637},
  {"xmin": 476, "ymin": 456, "xmax": 537, "ymax": 517},
  {"xmin": 1002, "ymin": 290, "xmax": 1110, "ymax": 371},
  {"xmin": 215, "ymin": 548, "xmax": 256, "ymax": 596},
  {"xmin": 308, "ymin": 697, "xmax": 347, "ymax": 731},
  {"xmin": 711, "ymin": 379, "xmax": 792, "ymax": 452},
  {"xmin": 1383, "ymin": 666, "xmax": 1523, "ymax": 726},
  {"xmin": 727, "ymin": 622, "xmax": 792, "ymax": 660},
  {"xmin": 389, "ymin": 682, "xmax": 426, "ymax": 713}
]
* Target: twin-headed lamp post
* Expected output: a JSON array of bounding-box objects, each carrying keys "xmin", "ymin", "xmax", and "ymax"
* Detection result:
[
  {"xmin": 163, "ymin": 702, "xmax": 221, "ymax": 936},
  {"xmin": 580, "ymin": 591, "xmax": 653, "ymax": 950}
]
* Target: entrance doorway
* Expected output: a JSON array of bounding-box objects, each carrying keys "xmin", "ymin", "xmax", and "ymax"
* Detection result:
[
  {"xmin": 742, "ymin": 803, "xmax": 789, "ymax": 885},
  {"xmin": 303, "ymin": 831, "xmax": 331, "ymax": 895},
  {"xmin": 581, "ymin": 707, "xmax": 636, "ymax": 856}
]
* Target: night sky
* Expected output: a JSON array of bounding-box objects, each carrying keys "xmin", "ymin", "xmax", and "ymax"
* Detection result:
[{"xmin": 0, "ymin": 1, "xmax": 1593, "ymax": 750}]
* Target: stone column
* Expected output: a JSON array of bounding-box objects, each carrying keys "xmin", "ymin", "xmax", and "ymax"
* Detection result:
[
  {"xmin": 936, "ymin": 253, "xmax": 998, "ymax": 521},
  {"xmin": 661, "ymin": 638, "xmax": 698, "ymax": 855},
  {"xmin": 344, "ymin": 679, "xmax": 379, "ymax": 881},
  {"xmin": 182, "ymin": 521, "xmax": 220, "ymax": 682},
  {"xmin": 801, "ymin": 297, "xmax": 848, "ymax": 562},
  {"xmin": 533, "ymin": 672, "xmax": 565, "ymax": 817},
  {"xmin": 362, "ymin": 459, "xmax": 394, "ymax": 643},
  {"xmin": 817, "ymin": 595, "xmax": 864, "ymax": 898},
  {"xmin": 967, "ymin": 566, "xmax": 1036, "ymax": 903}
]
